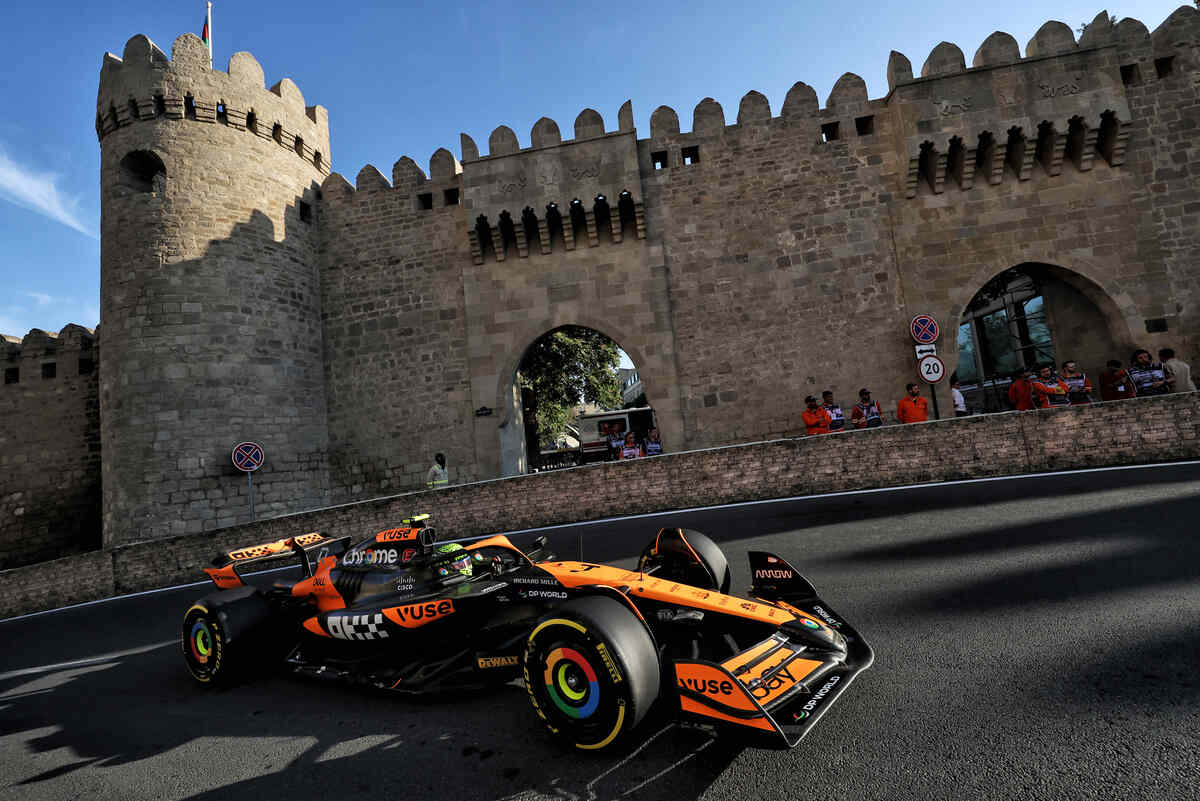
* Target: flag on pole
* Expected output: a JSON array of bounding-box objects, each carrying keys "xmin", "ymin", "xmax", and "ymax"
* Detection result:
[{"xmin": 201, "ymin": 3, "xmax": 212, "ymax": 65}]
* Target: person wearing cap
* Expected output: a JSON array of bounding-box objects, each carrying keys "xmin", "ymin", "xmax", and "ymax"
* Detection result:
[
  {"xmin": 896, "ymin": 383, "xmax": 929, "ymax": 424},
  {"xmin": 820, "ymin": 390, "xmax": 847, "ymax": 432},
  {"xmin": 850, "ymin": 388, "xmax": 884, "ymax": 429},
  {"xmin": 1008, "ymin": 369, "xmax": 1035, "ymax": 411},
  {"xmin": 801, "ymin": 395, "xmax": 831, "ymax": 435}
]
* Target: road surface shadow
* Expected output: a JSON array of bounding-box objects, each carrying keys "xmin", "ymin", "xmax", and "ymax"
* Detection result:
[
  {"xmin": 0, "ymin": 643, "xmax": 741, "ymax": 801},
  {"xmin": 838, "ymin": 493, "xmax": 1200, "ymax": 611},
  {"xmin": 540, "ymin": 465, "xmax": 1200, "ymax": 566}
]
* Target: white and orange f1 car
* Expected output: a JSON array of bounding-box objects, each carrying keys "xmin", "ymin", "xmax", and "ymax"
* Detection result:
[{"xmin": 182, "ymin": 517, "xmax": 873, "ymax": 751}]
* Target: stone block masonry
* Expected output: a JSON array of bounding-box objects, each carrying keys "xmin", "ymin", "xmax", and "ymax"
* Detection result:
[
  {"xmin": 2, "ymin": 392, "xmax": 1195, "ymax": 619},
  {"xmin": 6, "ymin": 7, "xmax": 1200, "ymax": 557},
  {"xmin": 0, "ymin": 326, "xmax": 101, "ymax": 570}
]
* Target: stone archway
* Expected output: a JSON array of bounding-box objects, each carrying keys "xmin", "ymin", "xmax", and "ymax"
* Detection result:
[
  {"xmin": 949, "ymin": 262, "xmax": 1134, "ymax": 411},
  {"xmin": 495, "ymin": 321, "xmax": 675, "ymax": 477}
]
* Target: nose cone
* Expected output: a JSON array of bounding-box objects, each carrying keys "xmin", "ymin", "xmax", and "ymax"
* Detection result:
[{"xmin": 783, "ymin": 617, "xmax": 846, "ymax": 653}]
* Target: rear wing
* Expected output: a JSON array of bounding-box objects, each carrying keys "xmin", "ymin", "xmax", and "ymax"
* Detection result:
[{"xmin": 205, "ymin": 532, "xmax": 349, "ymax": 590}]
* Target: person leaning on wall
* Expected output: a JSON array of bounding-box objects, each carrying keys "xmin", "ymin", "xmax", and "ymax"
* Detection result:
[
  {"xmin": 1127, "ymin": 349, "xmax": 1169, "ymax": 396},
  {"xmin": 1159, "ymin": 347, "xmax": 1196, "ymax": 393},
  {"xmin": 802, "ymin": 395, "xmax": 832, "ymax": 435},
  {"xmin": 1032, "ymin": 365, "xmax": 1071, "ymax": 408},
  {"xmin": 1099, "ymin": 360, "xmax": 1136, "ymax": 401},
  {"xmin": 850, "ymin": 388, "xmax": 884, "ymax": 428}
]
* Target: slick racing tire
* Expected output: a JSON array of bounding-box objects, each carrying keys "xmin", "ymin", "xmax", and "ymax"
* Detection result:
[
  {"xmin": 182, "ymin": 603, "xmax": 235, "ymax": 685},
  {"xmin": 524, "ymin": 596, "xmax": 660, "ymax": 751},
  {"xmin": 181, "ymin": 589, "xmax": 277, "ymax": 685},
  {"xmin": 679, "ymin": 529, "xmax": 731, "ymax": 595}
]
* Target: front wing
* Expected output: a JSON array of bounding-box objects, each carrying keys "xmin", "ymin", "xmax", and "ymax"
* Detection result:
[{"xmin": 672, "ymin": 600, "xmax": 873, "ymax": 747}]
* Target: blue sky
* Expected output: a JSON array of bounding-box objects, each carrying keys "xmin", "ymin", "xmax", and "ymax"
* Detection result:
[{"xmin": 0, "ymin": 1, "xmax": 1185, "ymax": 339}]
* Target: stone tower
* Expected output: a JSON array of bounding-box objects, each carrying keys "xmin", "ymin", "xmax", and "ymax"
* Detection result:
[{"xmin": 96, "ymin": 33, "xmax": 331, "ymax": 544}]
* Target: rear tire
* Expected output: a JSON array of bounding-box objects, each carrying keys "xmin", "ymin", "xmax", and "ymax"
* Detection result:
[
  {"xmin": 181, "ymin": 589, "xmax": 280, "ymax": 685},
  {"xmin": 182, "ymin": 603, "xmax": 235, "ymax": 684},
  {"xmin": 523, "ymin": 596, "xmax": 660, "ymax": 751}
]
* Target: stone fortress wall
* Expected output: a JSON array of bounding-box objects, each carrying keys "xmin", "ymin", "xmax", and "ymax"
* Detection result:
[
  {"xmin": 2, "ymin": 7, "xmax": 1199, "ymax": 563},
  {"xmin": 0, "ymin": 326, "xmax": 101, "ymax": 569}
]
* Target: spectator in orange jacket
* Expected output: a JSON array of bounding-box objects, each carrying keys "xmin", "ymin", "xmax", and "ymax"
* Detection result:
[
  {"xmin": 896, "ymin": 383, "xmax": 929, "ymax": 423},
  {"xmin": 1008, "ymin": 369, "xmax": 1035, "ymax": 411},
  {"xmin": 802, "ymin": 395, "xmax": 831, "ymax": 435},
  {"xmin": 1032, "ymin": 365, "xmax": 1071, "ymax": 408}
]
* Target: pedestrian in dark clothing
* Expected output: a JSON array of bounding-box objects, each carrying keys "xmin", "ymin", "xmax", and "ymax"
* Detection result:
[
  {"xmin": 1099, "ymin": 360, "xmax": 1136, "ymax": 401},
  {"xmin": 850, "ymin": 388, "xmax": 884, "ymax": 428},
  {"xmin": 1127, "ymin": 349, "xmax": 1169, "ymax": 396}
]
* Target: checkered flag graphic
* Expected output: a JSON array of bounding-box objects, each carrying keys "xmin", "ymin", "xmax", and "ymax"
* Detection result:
[{"xmin": 328, "ymin": 613, "xmax": 390, "ymax": 640}]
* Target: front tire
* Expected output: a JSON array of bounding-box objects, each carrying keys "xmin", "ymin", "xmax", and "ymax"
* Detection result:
[{"xmin": 523, "ymin": 597, "xmax": 660, "ymax": 751}]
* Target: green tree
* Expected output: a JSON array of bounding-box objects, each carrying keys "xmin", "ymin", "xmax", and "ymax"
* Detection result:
[{"xmin": 519, "ymin": 327, "xmax": 621, "ymax": 447}]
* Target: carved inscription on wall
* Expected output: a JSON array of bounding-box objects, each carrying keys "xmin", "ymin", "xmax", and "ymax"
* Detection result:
[
  {"xmin": 936, "ymin": 98, "xmax": 972, "ymax": 116},
  {"xmin": 500, "ymin": 176, "xmax": 528, "ymax": 195},
  {"xmin": 1040, "ymin": 76, "xmax": 1083, "ymax": 98}
]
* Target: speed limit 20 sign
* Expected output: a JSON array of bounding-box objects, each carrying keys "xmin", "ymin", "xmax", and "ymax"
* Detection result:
[{"xmin": 918, "ymin": 354, "xmax": 947, "ymax": 384}]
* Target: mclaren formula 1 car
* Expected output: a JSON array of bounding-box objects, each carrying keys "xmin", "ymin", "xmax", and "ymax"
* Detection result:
[{"xmin": 182, "ymin": 516, "xmax": 873, "ymax": 750}]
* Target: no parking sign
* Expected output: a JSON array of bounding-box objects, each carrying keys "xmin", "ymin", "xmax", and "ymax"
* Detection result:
[
  {"xmin": 232, "ymin": 441, "xmax": 264, "ymax": 520},
  {"xmin": 232, "ymin": 441, "xmax": 265, "ymax": 472},
  {"xmin": 910, "ymin": 314, "xmax": 940, "ymax": 344}
]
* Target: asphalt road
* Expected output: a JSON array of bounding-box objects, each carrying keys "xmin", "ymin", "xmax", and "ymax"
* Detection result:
[{"xmin": 3, "ymin": 463, "xmax": 1198, "ymax": 801}]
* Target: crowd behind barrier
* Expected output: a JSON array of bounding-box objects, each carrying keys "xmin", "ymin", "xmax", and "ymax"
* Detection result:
[{"xmin": 800, "ymin": 346, "xmax": 1195, "ymax": 436}]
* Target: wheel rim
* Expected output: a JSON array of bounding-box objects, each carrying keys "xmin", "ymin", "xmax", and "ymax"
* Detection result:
[
  {"xmin": 526, "ymin": 619, "xmax": 628, "ymax": 749},
  {"xmin": 182, "ymin": 606, "xmax": 222, "ymax": 681},
  {"xmin": 543, "ymin": 647, "xmax": 600, "ymax": 718}
]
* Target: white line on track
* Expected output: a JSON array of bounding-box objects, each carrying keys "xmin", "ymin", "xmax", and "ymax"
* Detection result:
[
  {"xmin": 2, "ymin": 459, "xmax": 1197, "ymax": 625},
  {"xmin": 0, "ymin": 640, "xmax": 176, "ymax": 681}
]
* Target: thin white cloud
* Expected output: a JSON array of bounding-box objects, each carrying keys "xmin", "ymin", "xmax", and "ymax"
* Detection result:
[
  {"xmin": 0, "ymin": 146, "xmax": 96, "ymax": 238},
  {"xmin": 0, "ymin": 293, "xmax": 99, "ymax": 339}
]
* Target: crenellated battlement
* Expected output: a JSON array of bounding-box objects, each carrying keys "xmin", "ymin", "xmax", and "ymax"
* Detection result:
[
  {"xmin": 1, "ymin": 325, "xmax": 97, "ymax": 381},
  {"xmin": 96, "ymin": 33, "xmax": 329, "ymax": 175},
  {"xmin": 892, "ymin": 7, "xmax": 1200, "ymax": 197}
]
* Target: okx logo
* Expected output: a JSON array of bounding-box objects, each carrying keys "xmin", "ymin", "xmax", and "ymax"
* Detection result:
[{"xmin": 383, "ymin": 599, "xmax": 455, "ymax": 628}]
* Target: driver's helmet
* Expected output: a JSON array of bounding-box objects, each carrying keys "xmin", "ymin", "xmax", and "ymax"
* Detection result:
[{"xmin": 432, "ymin": 543, "xmax": 473, "ymax": 578}]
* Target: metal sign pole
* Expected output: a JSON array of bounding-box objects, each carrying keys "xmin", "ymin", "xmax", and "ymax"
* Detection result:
[
  {"xmin": 248, "ymin": 471, "xmax": 255, "ymax": 522},
  {"xmin": 930, "ymin": 388, "xmax": 941, "ymax": 420}
]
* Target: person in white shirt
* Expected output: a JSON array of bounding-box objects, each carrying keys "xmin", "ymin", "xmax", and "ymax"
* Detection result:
[
  {"xmin": 951, "ymin": 378, "xmax": 968, "ymax": 417},
  {"xmin": 1159, "ymin": 348, "xmax": 1196, "ymax": 393}
]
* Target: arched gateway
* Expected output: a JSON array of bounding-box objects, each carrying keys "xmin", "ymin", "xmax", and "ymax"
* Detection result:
[
  {"xmin": 495, "ymin": 323, "xmax": 680, "ymax": 476},
  {"xmin": 951, "ymin": 263, "xmax": 1135, "ymax": 411}
]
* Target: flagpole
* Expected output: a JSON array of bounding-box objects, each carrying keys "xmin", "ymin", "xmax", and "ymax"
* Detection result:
[{"xmin": 207, "ymin": 2, "xmax": 213, "ymax": 67}]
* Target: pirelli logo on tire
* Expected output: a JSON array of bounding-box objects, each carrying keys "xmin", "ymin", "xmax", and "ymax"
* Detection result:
[{"xmin": 595, "ymin": 643, "xmax": 623, "ymax": 684}]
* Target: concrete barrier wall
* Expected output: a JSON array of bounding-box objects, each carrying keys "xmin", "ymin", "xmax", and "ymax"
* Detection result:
[{"xmin": 3, "ymin": 392, "xmax": 1197, "ymax": 619}]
